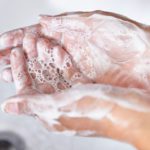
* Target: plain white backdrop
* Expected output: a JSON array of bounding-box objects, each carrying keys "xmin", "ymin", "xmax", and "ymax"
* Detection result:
[{"xmin": 0, "ymin": 0, "xmax": 149, "ymax": 149}]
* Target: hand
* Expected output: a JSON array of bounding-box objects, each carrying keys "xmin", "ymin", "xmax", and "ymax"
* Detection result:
[
  {"xmin": 1, "ymin": 10, "xmax": 150, "ymax": 150},
  {"xmin": 0, "ymin": 25, "xmax": 90, "ymax": 93},
  {"xmin": 39, "ymin": 11, "xmax": 150, "ymax": 91},
  {"xmin": 2, "ymin": 47, "xmax": 150, "ymax": 150},
  {"xmin": 1, "ymin": 10, "xmax": 150, "ymax": 90}
]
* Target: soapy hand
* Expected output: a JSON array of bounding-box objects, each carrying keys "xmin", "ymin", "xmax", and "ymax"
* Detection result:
[
  {"xmin": 2, "ymin": 47, "xmax": 150, "ymax": 150},
  {"xmin": 1, "ymin": 11, "xmax": 150, "ymax": 90},
  {"xmin": 1, "ymin": 10, "xmax": 150, "ymax": 150},
  {"xmin": 0, "ymin": 25, "xmax": 90, "ymax": 93}
]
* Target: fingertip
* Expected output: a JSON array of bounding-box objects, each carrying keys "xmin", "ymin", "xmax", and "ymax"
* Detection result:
[
  {"xmin": 0, "ymin": 29, "xmax": 24, "ymax": 50},
  {"xmin": 10, "ymin": 47, "xmax": 33, "ymax": 91},
  {"xmin": 0, "ymin": 68, "xmax": 13, "ymax": 82},
  {"xmin": 1, "ymin": 95, "xmax": 22, "ymax": 114},
  {"xmin": 1, "ymin": 101, "xmax": 19, "ymax": 114}
]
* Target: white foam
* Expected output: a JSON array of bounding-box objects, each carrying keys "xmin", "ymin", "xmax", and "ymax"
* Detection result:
[
  {"xmin": 27, "ymin": 55, "xmax": 82, "ymax": 92},
  {"xmin": 52, "ymin": 130, "xmax": 76, "ymax": 136},
  {"xmin": 11, "ymin": 13, "xmax": 150, "ymax": 134},
  {"xmin": 42, "ymin": 13, "xmax": 149, "ymax": 84},
  {"xmin": 77, "ymin": 130, "xmax": 96, "ymax": 136}
]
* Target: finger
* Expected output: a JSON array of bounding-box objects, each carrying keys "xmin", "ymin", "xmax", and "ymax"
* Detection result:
[
  {"xmin": 3, "ymin": 84, "xmax": 150, "ymax": 115},
  {"xmin": 10, "ymin": 47, "xmax": 33, "ymax": 92},
  {"xmin": 0, "ymin": 68, "xmax": 13, "ymax": 82},
  {"xmin": 0, "ymin": 83, "xmax": 115, "ymax": 138},
  {"xmin": 18, "ymin": 83, "xmax": 149, "ymax": 115},
  {"xmin": 36, "ymin": 37, "xmax": 89, "ymax": 85},
  {"xmin": 0, "ymin": 49, "xmax": 11, "ymax": 66},
  {"xmin": 1, "ymin": 93, "xmax": 68, "ymax": 134},
  {"xmin": 1, "ymin": 94, "xmax": 32, "ymax": 115},
  {"xmin": 0, "ymin": 24, "xmax": 41, "ymax": 50},
  {"xmin": 23, "ymin": 32, "xmax": 39, "ymax": 59},
  {"xmin": 58, "ymin": 115, "xmax": 121, "ymax": 137},
  {"xmin": 52, "ymin": 84, "xmax": 150, "ymax": 113},
  {"xmin": 1, "ymin": 92, "xmax": 53, "ymax": 115},
  {"xmin": 58, "ymin": 116, "xmax": 98, "ymax": 136}
]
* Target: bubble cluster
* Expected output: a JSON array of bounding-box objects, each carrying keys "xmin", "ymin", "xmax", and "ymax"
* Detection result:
[
  {"xmin": 27, "ymin": 56, "xmax": 82, "ymax": 92},
  {"xmin": 28, "ymin": 58, "xmax": 68, "ymax": 91},
  {"xmin": 25, "ymin": 39, "xmax": 85, "ymax": 92}
]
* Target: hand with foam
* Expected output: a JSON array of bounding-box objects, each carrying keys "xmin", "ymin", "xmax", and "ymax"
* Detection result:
[
  {"xmin": 0, "ymin": 25, "xmax": 90, "ymax": 93},
  {"xmin": 1, "ymin": 47, "xmax": 150, "ymax": 150},
  {"xmin": 0, "ymin": 11, "xmax": 150, "ymax": 150},
  {"xmin": 1, "ymin": 11, "xmax": 150, "ymax": 91}
]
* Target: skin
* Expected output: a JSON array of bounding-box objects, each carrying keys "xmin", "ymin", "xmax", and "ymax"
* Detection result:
[{"xmin": 0, "ymin": 10, "xmax": 150, "ymax": 150}]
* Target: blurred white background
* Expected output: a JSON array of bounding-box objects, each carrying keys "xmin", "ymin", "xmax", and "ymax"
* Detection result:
[{"xmin": 0, "ymin": 0, "xmax": 149, "ymax": 149}]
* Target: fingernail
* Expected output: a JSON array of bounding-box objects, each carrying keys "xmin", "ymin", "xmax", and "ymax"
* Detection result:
[{"xmin": 1, "ymin": 102, "xmax": 19, "ymax": 114}]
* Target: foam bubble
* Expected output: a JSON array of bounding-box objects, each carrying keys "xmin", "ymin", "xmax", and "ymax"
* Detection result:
[{"xmin": 26, "ymin": 53, "xmax": 85, "ymax": 92}]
